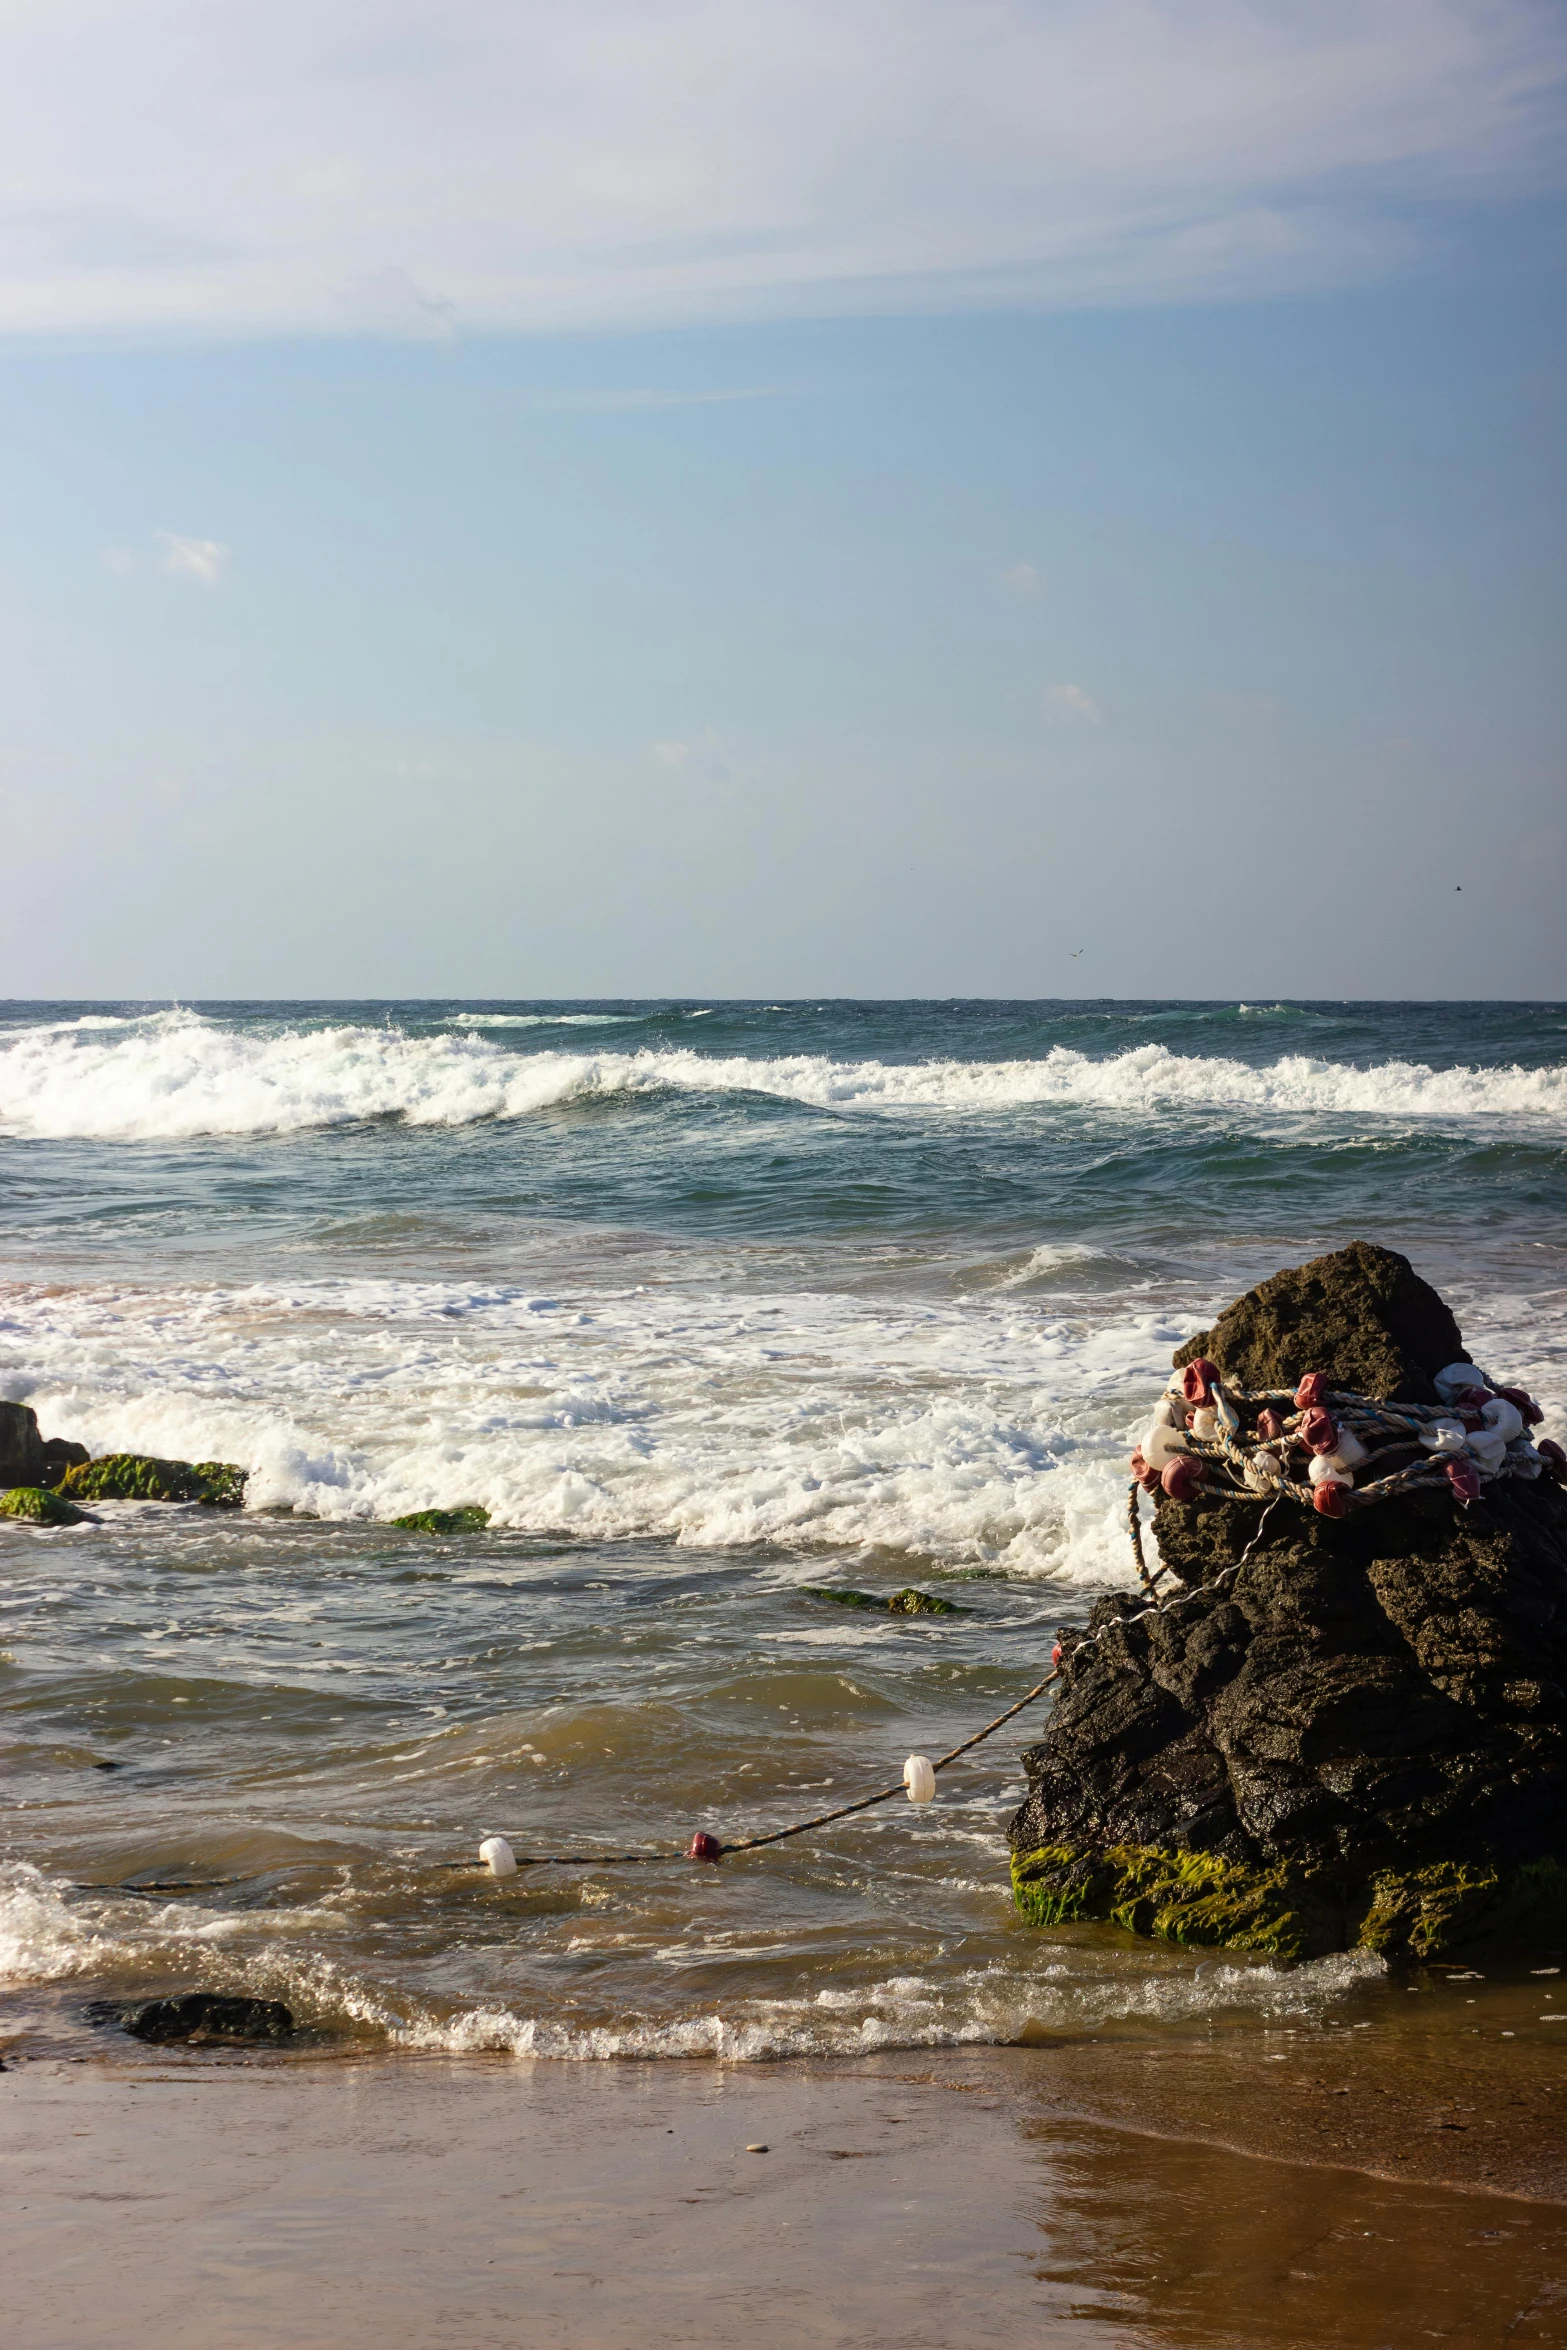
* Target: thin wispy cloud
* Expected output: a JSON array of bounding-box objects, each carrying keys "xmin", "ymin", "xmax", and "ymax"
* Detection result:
[
  {"xmin": 0, "ymin": 2, "xmax": 1562, "ymax": 339},
  {"xmin": 652, "ymin": 730, "xmax": 731, "ymax": 782},
  {"xmin": 1003, "ymin": 562, "xmax": 1044, "ymax": 601},
  {"xmin": 157, "ymin": 533, "xmax": 230, "ymax": 585},
  {"xmin": 1049, "ymin": 683, "xmax": 1103, "ymax": 724}
]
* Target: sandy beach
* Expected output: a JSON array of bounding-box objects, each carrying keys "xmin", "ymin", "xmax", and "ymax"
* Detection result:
[{"xmin": 6, "ymin": 2025, "xmax": 1567, "ymax": 2350}]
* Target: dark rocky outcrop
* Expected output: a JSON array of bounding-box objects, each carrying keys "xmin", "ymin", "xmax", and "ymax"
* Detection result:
[
  {"xmin": 0, "ymin": 1401, "xmax": 43, "ymax": 1488},
  {"xmin": 1009, "ymin": 1244, "xmax": 1567, "ymax": 1961},
  {"xmin": 117, "ymin": 1993, "xmax": 294, "ymax": 2046},
  {"xmin": 38, "ymin": 1437, "xmax": 90, "ymax": 1483},
  {"xmin": 1172, "ymin": 1239, "xmax": 1468, "ymax": 1406}
]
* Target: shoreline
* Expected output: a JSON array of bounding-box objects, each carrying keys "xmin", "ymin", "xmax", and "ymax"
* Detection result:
[{"xmin": 6, "ymin": 2034, "xmax": 1565, "ymax": 2349}]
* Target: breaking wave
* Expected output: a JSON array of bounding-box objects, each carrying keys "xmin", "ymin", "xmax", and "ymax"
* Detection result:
[{"xmin": 0, "ymin": 1012, "xmax": 1562, "ymax": 1142}]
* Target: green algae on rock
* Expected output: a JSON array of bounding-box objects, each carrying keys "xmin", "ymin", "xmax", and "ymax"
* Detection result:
[
  {"xmin": 190, "ymin": 1461, "xmax": 248, "ymax": 1508},
  {"xmin": 391, "ymin": 1506, "xmax": 490, "ymax": 1535},
  {"xmin": 58, "ymin": 1454, "xmax": 247, "ymax": 1506},
  {"xmin": 804, "ymin": 1584, "xmax": 966, "ymax": 1615},
  {"xmin": 1010, "ymin": 1842, "xmax": 1567, "ymax": 1964},
  {"xmin": 1010, "ymin": 1841, "xmax": 1352, "ymax": 1962},
  {"xmin": 0, "ymin": 1483, "xmax": 90, "ymax": 1527},
  {"xmin": 1359, "ymin": 1856, "xmax": 1567, "ymax": 1961}
]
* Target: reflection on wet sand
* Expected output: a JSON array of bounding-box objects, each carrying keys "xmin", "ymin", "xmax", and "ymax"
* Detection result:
[
  {"xmin": 5, "ymin": 2046, "xmax": 1564, "ymax": 2349},
  {"xmin": 1030, "ymin": 2121, "xmax": 1567, "ymax": 2349}
]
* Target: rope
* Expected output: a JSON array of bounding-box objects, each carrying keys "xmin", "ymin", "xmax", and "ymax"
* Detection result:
[
  {"xmin": 446, "ymin": 1667, "xmax": 1064, "ymax": 1872},
  {"xmin": 1127, "ymin": 1480, "xmax": 1165, "ymax": 1597}
]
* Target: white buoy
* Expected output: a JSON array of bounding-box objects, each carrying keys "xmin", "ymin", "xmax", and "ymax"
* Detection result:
[
  {"xmin": 1307, "ymin": 1454, "xmax": 1353, "ymax": 1490},
  {"xmin": 903, "ymin": 1755, "xmax": 936, "ymax": 1805},
  {"xmin": 1419, "ymin": 1418, "xmax": 1468, "ymax": 1455},
  {"xmin": 1189, "ymin": 1405, "xmax": 1218, "ymax": 1440},
  {"xmin": 1311, "ymin": 1427, "xmax": 1368, "ymax": 1478},
  {"xmin": 1143, "ymin": 1420, "xmax": 1190, "ymax": 1469},
  {"xmin": 479, "ymin": 1835, "xmax": 517, "ymax": 1878},
  {"xmin": 1244, "ymin": 1450, "xmax": 1286, "ymax": 1494},
  {"xmin": 1481, "ymin": 1396, "xmax": 1524, "ymax": 1446},
  {"xmin": 1434, "ymin": 1361, "xmax": 1490, "ymax": 1404}
]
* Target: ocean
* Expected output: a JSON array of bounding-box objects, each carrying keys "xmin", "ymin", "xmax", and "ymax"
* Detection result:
[{"xmin": 2, "ymin": 998, "xmax": 1564, "ymax": 2064}]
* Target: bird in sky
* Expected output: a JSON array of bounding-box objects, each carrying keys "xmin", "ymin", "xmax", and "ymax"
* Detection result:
[{"xmin": 1069, "ymin": 948, "xmax": 1085, "ymax": 959}]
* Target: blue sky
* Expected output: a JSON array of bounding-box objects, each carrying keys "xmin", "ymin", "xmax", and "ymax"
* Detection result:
[{"xmin": 1, "ymin": 0, "xmax": 1564, "ymax": 998}]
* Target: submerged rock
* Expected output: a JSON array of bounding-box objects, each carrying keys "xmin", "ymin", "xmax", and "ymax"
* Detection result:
[
  {"xmin": 804, "ymin": 1584, "xmax": 966, "ymax": 1614},
  {"xmin": 391, "ymin": 1506, "xmax": 490, "ymax": 1534},
  {"xmin": 119, "ymin": 1992, "xmax": 294, "ymax": 2045},
  {"xmin": 0, "ymin": 1484, "xmax": 90, "ymax": 1526},
  {"xmin": 1009, "ymin": 1243, "xmax": 1567, "ymax": 1962},
  {"xmin": 38, "ymin": 1437, "xmax": 90, "ymax": 1483},
  {"xmin": 57, "ymin": 1454, "xmax": 248, "ymax": 1507}
]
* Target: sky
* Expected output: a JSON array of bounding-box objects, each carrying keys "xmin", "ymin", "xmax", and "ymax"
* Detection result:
[{"xmin": 1, "ymin": 0, "xmax": 1564, "ymax": 1000}]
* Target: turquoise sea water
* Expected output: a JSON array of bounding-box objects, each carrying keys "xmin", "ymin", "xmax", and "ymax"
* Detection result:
[{"xmin": 1, "ymin": 999, "xmax": 1563, "ymax": 2058}]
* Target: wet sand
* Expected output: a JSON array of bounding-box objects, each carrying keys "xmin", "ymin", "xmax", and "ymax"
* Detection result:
[{"xmin": 6, "ymin": 2035, "xmax": 1566, "ymax": 2349}]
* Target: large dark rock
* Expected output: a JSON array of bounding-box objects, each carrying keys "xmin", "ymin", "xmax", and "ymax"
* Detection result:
[
  {"xmin": 0, "ymin": 1401, "xmax": 43, "ymax": 1488},
  {"xmin": 1009, "ymin": 1244, "xmax": 1567, "ymax": 1961},
  {"xmin": 38, "ymin": 1437, "xmax": 89, "ymax": 1483}
]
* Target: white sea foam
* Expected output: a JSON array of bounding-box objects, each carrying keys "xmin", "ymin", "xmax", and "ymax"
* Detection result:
[
  {"xmin": 333, "ymin": 1946, "xmax": 1386, "ymax": 2062},
  {"xmin": 1, "ymin": 1267, "xmax": 1198, "ymax": 1579},
  {"xmin": 0, "ymin": 1859, "xmax": 1379, "ymax": 2060},
  {"xmin": 448, "ymin": 1012, "xmax": 660, "ymax": 1028},
  {"xmin": 0, "ymin": 1012, "xmax": 1561, "ymax": 1141}
]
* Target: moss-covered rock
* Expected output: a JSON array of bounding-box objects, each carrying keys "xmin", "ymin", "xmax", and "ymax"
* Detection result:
[
  {"xmin": 0, "ymin": 1483, "xmax": 90, "ymax": 1526},
  {"xmin": 1012, "ymin": 1841, "xmax": 1567, "ymax": 1963},
  {"xmin": 190, "ymin": 1462, "xmax": 248, "ymax": 1508},
  {"xmin": 1360, "ymin": 1857, "xmax": 1567, "ymax": 1961},
  {"xmin": 390, "ymin": 1505, "xmax": 490, "ymax": 1535},
  {"xmin": 1011, "ymin": 1841, "xmax": 1353, "ymax": 1962},
  {"xmin": 803, "ymin": 1584, "xmax": 965, "ymax": 1614},
  {"xmin": 58, "ymin": 1454, "xmax": 245, "ymax": 1506}
]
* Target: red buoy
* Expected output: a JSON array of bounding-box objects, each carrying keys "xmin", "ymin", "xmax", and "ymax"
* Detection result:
[
  {"xmin": 1538, "ymin": 1439, "xmax": 1567, "ymax": 1482},
  {"xmin": 1181, "ymin": 1359, "xmax": 1219, "ymax": 1406},
  {"xmin": 1446, "ymin": 1457, "xmax": 1482, "ymax": 1505},
  {"xmin": 688, "ymin": 1831, "xmax": 723, "ymax": 1862},
  {"xmin": 1161, "ymin": 1455, "xmax": 1204, "ymax": 1501},
  {"xmin": 1498, "ymin": 1385, "xmax": 1545, "ymax": 1427},
  {"xmin": 1312, "ymin": 1481, "xmax": 1348, "ymax": 1517},
  {"xmin": 1129, "ymin": 1448, "xmax": 1161, "ymax": 1495},
  {"xmin": 1256, "ymin": 1407, "xmax": 1286, "ymax": 1441},
  {"xmin": 1294, "ymin": 1372, "xmax": 1329, "ymax": 1410},
  {"xmin": 1299, "ymin": 1406, "xmax": 1339, "ymax": 1455}
]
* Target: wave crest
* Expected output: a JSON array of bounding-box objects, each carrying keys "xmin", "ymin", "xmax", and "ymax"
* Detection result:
[{"xmin": 0, "ymin": 1012, "xmax": 1562, "ymax": 1141}]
